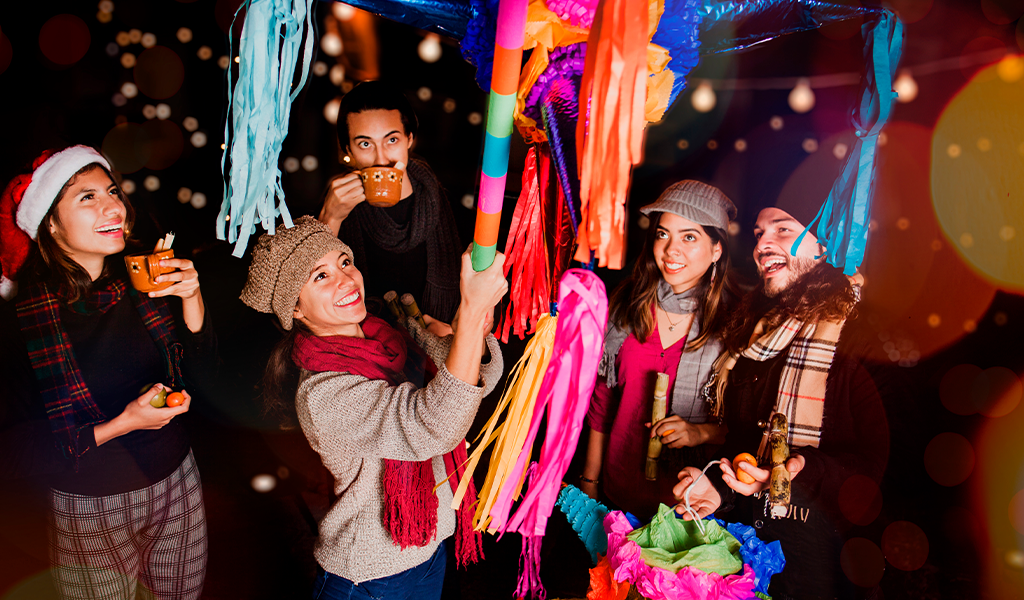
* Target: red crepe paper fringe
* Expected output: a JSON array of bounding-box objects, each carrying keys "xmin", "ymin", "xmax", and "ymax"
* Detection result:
[
  {"xmin": 574, "ymin": 0, "xmax": 649, "ymax": 269},
  {"xmin": 499, "ymin": 146, "xmax": 552, "ymax": 342}
]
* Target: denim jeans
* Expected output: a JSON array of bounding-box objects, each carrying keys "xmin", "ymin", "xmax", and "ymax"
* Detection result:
[{"xmin": 312, "ymin": 540, "xmax": 448, "ymax": 600}]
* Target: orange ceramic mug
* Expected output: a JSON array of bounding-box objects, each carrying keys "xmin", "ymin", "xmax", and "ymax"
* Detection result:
[
  {"xmin": 124, "ymin": 249, "xmax": 174, "ymax": 293},
  {"xmin": 360, "ymin": 167, "xmax": 404, "ymax": 207}
]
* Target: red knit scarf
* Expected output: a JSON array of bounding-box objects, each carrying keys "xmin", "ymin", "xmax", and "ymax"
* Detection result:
[{"xmin": 291, "ymin": 315, "xmax": 483, "ymax": 566}]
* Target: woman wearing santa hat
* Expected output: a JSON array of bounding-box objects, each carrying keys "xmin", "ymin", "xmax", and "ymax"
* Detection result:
[{"xmin": 0, "ymin": 146, "xmax": 213, "ymax": 600}]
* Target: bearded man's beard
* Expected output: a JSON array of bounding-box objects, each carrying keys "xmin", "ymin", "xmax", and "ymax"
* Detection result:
[{"xmin": 762, "ymin": 256, "xmax": 820, "ymax": 297}]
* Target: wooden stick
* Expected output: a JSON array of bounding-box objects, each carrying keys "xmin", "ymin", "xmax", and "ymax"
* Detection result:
[
  {"xmin": 400, "ymin": 293, "xmax": 427, "ymax": 329},
  {"xmin": 767, "ymin": 413, "xmax": 791, "ymax": 518},
  {"xmin": 383, "ymin": 291, "xmax": 404, "ymax": 321},
  {"xmin": 645, "ymin": 372, "xmax": 670, "ymax": 481}
]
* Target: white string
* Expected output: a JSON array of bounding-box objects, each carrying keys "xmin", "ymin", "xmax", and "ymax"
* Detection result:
[{"xmin": 681, "ymin": 459, "xmax": 722, "ymax": 537}]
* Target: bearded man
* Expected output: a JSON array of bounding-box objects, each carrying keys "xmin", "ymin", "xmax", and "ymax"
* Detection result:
[{"xmin": 673, "ymin": 199, "xmax": 890, "ymax": 600}]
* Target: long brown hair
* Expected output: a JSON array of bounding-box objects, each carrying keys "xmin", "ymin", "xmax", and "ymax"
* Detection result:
[
  {"xmin": 26, "ymin": 163, "xmax": 136, "ymax": 303},
  {"xmin": 608, "ymin": 211, "xmax": 735, "ymax": 350},
  {"xmin": 262, "ymin": 325, "xmax": 304, "ymax": 429},
  {"xmin": 721, "ymin": 260, "xmax": 858, "ymax": 354}
]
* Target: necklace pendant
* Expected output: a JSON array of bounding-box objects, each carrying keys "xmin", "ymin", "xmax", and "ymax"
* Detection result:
[{"xmin": 669, "ymin": 325, "xmax": 675, "ymax": 332}]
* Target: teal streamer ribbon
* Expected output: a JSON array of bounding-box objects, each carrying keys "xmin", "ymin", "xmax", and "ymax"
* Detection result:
[
  {"xmin": 792, "ymin": 10, "xmax": 903, "ymax": 276},
  {"xmin": 218, "ymin": 0, "xmax": 316, "ymax": 257}
]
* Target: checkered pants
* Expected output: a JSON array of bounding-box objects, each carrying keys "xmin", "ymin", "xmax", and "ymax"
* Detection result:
[{"xmin": 48, "ymin": 451, "xmax": 207, "ymax": 600}]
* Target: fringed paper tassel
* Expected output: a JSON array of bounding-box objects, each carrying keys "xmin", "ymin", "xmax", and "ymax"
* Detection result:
[
  {"xmin": 793, "ymin": 10, "xmax": 903, "ymax": 276},
  {"xmin": 515, "ymin": 534, "xmax": 546, "ymax": 600},
  {"xmin": 555, "ymin": 484, "xmax": 609, "ymax": 564},
  {"xmin": 450, "ymin": 314, "xmax": 559, "ymax": 530},
  {"xmin": 497, "ymin": 147, "xmax": 551, "ymax": 343},
  {"xmin": 489, "ymin": 269, "xmax": 608, "ymax": 536},
  {"xmin": 573, "ymin": 0, "xmax": 649, "ymax": 269},
  {"xmin": 218, "ymin": 0, "xmax": 316, "ymax": 257}
]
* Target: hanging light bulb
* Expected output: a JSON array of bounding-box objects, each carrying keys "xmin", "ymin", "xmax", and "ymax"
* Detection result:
[
  {"xmin": 788, "ymin": 78, "xmax": 815, "ymax": 113},
  {"xmin": 691, "ymin": 81, "xmax": 716, "ymax": 113},
  {"xmin": 332, "ymin": 3, "xmax": 356, "ymax": 21},
  {"xmin": 323, "ymin": 97, "xmax": 342, "ymax": 124},
  {"xmin": 320, "ymin": 32, "xmax": 343, "ymax": 57},
  {"xmin": 893, "ymin": 70, "xmax": 918, "ymax": 103},
  {"xmin": 418, "ymin": 33, "xmax": 442, "ymax": 63}
]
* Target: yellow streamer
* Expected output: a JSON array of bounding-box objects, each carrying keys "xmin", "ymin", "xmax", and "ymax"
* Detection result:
[{"xmin": 451, "ymin": 313, "xmax": 559, "ymax": 531}]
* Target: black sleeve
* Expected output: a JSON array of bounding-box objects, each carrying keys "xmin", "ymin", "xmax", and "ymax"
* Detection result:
[
  {"xmin": 170, "ymin": 302, "xmax": 219, "ymax": 399},
  {"xmin": 791, "ymin": 358, "xmax": 890, "ymax": 522}
]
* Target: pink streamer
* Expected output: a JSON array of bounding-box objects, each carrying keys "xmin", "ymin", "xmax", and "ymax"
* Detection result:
[
  {"xmin": 488, "ymin": 269, "xmax": 608, "ymax": 536},
  {"xmin": 603, "ymin": 512, "xmax": 757, "ymax": 600}
]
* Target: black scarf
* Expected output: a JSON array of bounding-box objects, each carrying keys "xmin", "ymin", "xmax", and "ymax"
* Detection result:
[{"xmin": 340, "ymin": 158, "xmax": 461, "ymax": 322}]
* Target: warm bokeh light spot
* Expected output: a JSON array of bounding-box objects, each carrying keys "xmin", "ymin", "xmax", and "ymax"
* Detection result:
[
  {"xmin": 839, "ymin": 475, "xmax": 882, "ymax": 526},
  {"xmin": 140, "ymin": 120, "xmax": 184, "ymax": 170},
  {"xmin": 946, "ymin": 143, "xmax": 961, "ymax": 158},
  {"xmin": 39, "ymin": 15, "xmax": 90, "ymax": 65},
  {"xmin": 134, "ymin": 46, "xmax": 185, "ymax": 99},
  {"xmin": 861, "ymin": 123, "xmax": 996, "ymax": 360},
  {"xmin": 924, "ymin": 432, "xmax": 975, "ymax": 486},
  {"xmin": 932, "ymin": 58, "xmax": 1024, "ymax": 292},
  {"xmin": 840, "ymin": 538, "xmax": 885, "ymax": 587},
  {"xmin": 887, "ymin": 0, "xmax": 934, "ymax": 23},
  {"xmin": 102, "ymin": 123, "xmax": 150, "ymax": 173},
  {"xmin": 882, "ymin": 521, "xmax": 929, "ymax": 571},
  {"xmin": 940, "ymin": 364, "xmax": 983, "ymax": 416},
  {"xmin": 1011, "ymin": 489, "xmax": 1024, "ymax": 535},
  {"xmin": 974, "ymin": 367, "xmax": 1022, "ymax": 418}
]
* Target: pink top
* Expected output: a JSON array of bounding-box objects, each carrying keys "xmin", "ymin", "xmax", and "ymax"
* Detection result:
[{"xmin": 588, "ymin": 319, "xmax": 706, "ymax": 519}]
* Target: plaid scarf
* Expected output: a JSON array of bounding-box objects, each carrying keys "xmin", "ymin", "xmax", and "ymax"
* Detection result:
[
  {"xmin": 712, "ymin": 316, "xmax": 845, "ymax": 450},
  {"xmin": 15, "ymin": 278, "xmax": 184, "ymax": 469}
]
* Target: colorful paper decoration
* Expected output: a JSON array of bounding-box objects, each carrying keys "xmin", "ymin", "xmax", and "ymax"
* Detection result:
[{"xmin": 218, "ymin": 0, "xmax": 315, "ymax": 257}]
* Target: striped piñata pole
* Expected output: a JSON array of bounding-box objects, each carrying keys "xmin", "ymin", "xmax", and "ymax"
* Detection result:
[{"xmin": 470, "ymin": 0, "xmax": 528, "ymax": 271}]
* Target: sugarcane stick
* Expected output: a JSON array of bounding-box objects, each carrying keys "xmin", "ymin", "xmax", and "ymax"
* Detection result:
[
  {"xmin": 400, "ymin": 293, "xmax": 428, "ymax": 329},
  {"xmin": 767, "ymin": 412, "xmax": 791, "ymax": 518},
  {"xmin": 645, "ymin": 373, "xmax": 670, "ymax": 481},
  {"xmin": 383, "ymin": 291, "xmax": 404, "ymax": 321}
]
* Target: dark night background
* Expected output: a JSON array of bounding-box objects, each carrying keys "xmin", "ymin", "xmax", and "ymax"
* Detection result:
[{"xmin": 2, "ymin": 0, "xmax": 1024, "ymax": 598}]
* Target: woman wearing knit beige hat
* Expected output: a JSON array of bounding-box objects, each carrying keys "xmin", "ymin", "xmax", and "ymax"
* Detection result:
[
  {"xmin": 241, "ymin": 215, "xmax": 506, "ymax": 599},
  {"xmin": 0, "ymin": 146, "xmax": 213, "ymax": 600},
  {"xmin": 580, "ymin": 180, "xmax": 737, "ymax": 519}
]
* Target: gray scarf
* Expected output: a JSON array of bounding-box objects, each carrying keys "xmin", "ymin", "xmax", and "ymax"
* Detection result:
[{"xmin": 598, "ymin": 280, "xmax": 724, "ymax": 423}]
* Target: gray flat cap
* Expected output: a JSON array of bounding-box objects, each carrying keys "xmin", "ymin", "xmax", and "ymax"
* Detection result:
[{"xmin": 639, "ymin": 180, "xmax": 737, "ymax": 231}]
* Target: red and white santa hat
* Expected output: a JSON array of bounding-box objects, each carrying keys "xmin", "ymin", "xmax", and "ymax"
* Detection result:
[{"xmin": 0, "ymin": 146, "xmax": 111, "ymax": 300}]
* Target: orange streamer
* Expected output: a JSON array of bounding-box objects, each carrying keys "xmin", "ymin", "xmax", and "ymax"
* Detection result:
[{"xmin": 573, "ymin": 0, "xmax": 649, "ymax": 269}]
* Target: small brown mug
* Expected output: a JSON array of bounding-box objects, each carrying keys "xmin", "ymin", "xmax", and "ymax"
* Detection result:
[
  {"xmin": 124, "ymin": 249, "xmax": 174, "ymax": 292},
  {"xmin": 360, "ymin": 167, "xmax": 404, "ymax": 207}
]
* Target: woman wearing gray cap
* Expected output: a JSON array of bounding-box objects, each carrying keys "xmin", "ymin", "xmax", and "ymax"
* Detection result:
[
  {"xmin": 580, "ymin": 180, "xmax": 737, "ymax": 519},
  {"xmin": 240, "ymin": 216, "xmax": 506, "ymax": 599}
]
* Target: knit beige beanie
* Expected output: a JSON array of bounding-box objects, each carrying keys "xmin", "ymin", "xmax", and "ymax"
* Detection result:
[{"xmin": 240, "ymin": 216, "xmax": 353, "ymax": 330}]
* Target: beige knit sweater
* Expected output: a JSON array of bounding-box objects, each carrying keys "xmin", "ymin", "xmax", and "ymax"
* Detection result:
[{"xmin": 295, "ymin": 318, "xmax": 503, "ymax": 583}]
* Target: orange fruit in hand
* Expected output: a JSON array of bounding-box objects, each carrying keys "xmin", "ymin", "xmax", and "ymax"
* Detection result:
[
  {"xmin": 165, "ymin": 392, "xmax": 185, "ymax": 407},
  {"xmin": 733, "ymin": 452, "xmax": 758, "ymax": 484}
]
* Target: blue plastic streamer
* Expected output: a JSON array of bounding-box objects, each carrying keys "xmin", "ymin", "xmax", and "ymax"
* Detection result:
[
  {"xmin": 218, "ymin": 0, "xmax": 317, "ymax": 257},
  {"xmin": 792, "ymin": 9, "xmax": 903, "ymax": 276}
]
